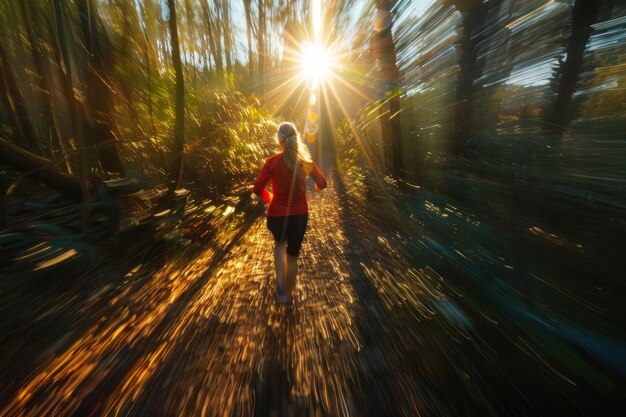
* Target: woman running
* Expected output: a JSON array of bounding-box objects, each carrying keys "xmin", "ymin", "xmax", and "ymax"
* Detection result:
[{"xmin": 253, "ymin": 122, "xmax": 327, "ymax": 303}]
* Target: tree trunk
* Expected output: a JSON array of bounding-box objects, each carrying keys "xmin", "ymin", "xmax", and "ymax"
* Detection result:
[
  {"xmin": 201, "ymin": 0, "xmax": 221, "ymax": 73},
  {"xmin": 450, "ymin": 0, "xmax": 484, "ymax": 155},
  {"xmin": 0, "ymin": 38, "xmax": 40, "ymax": 153},
  {"xmin": 0, "ymin": 138, "xmax": 85, "ymax": 199},
  {"xmin": 77, "ymin": 0, "xmax": 126, "ymax": 176},
  {"xmin": 547, "ymin": 0, "xmax": 601, "ymax": 133},
  {"xmin": 166, "ymin": 0, "xmax": 185, "ymax": 189},
  {"xmin": 19, "ymin": 1, "xmax": 59, "ymax": 158},
  {"xmin": 53, "ymin": 0, "xmax": 85, "ymax": 165},
  {"xmin": 53, "ymin": 0, "xmax": 90, "ymax": 225},
  {"xmin": 114, "ymin": 0, "xmax": 141, "ymax": 129},
  {"xmin": 258, "ymin": 0, "xmax": 266, "ymax": 98},
  {"xmin": 372, "ymin": 0, "xmax": 404, "ymax": 178},
  {"xmin": 221, "ymin": 0, "xmax": 232, "ymax": 72},
  {"xmin": 244, "ymin": 0, "xmax": 254, "ymax": 78},
  {"xmin": 473, "ymin": 0, "xmax": 515, "ymax": 136},
  {"xmin": 212, "ymin": 0, "xmax": 224, "ymax": 73}
]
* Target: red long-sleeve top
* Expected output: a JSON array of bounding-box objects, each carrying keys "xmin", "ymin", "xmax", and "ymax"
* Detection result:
[{"xmin": 253, "ymin": 153, "xmax": 327, "ymax": 217}]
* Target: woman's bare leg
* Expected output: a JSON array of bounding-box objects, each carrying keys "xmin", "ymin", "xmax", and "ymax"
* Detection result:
[
  {"xmin": 274, "ymin": 241, "xmax": 287, "ymax": 293},
  {"xmin": 285, "ymin": 255, "xmax": 298, "ymax": 297}
]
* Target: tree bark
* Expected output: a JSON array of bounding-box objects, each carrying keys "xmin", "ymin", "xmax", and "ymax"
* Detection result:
[
  {"xmin": 77, "ymin": 0, "xmax": 126, "ymax": 176},
  {"xmin": 0, "ymin": 38, "xmax": 40, "ymax": 153},
  {"xmin": 200, "ymin": 0, "xmax": 221, "ymax": 73},
  {"xmin": 547, "ymin": 0, "xmax": 601, "ymax": 133},
  {"xmin": 113, "ymin": 0, "xmax": 141, "ymax": 129},
  {"xmin": 53, "ymin": 0, "xmax": 90, "ymax": 224},
  {"xmin": 372, "ymin": 0, "xmax": 404, "ymax": 178},
  {"xmin": 221, "ymin": 0, "xmax": 232, "ymax": 72},
  {"xmin": 0, "ymin": 138, "xmax": 85, "ymax": 199},
  {"xmin": 53, "ymin": 0, "xmax": 86, "ymax": 163},
  {"xmin": 19, "ymin": 1, "xmax": 59, "ymax": 158},
  {"xmin": 258, "ymin": 0, "xmax": 266, "ymax": 98},
  {"xmin": 166, "ymin": 0, "xmax": 185, "ymax": 189},
  {"xmin": 212, "ymin": 0, "xmax": 224, "ymax": 73},
  {"xmin": 450, "ymin": 0, "xmax": 484, "ymax": 155},
  {"xmin": 244, "ymin": 0, "xmax": 254, "ymax": 78}
]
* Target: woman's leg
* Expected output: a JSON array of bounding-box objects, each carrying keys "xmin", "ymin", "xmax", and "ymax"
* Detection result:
[
  {"xmin": 284, "ymin": 215, "xmax": 308, "ymax": 298},
  {"xmin": 268, "ymin": 217, "xmax": 289, "ymax": 299},
  {"xmin": 285, "ymin": 255, "xmax": 298, "ymax": 295},
  {"xmin": 273, "ymin": 241, "xmax": 287, "ymax": 293}
]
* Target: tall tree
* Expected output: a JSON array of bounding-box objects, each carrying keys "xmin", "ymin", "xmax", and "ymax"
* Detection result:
[
  {"xmin": 53, "ymin": 0, "xmax": 90, "ymax": 226},
  {"xmin": 166, "ymin": 0, "xmax": 185, "ymax": 189},
  {"xmin": 447, "ymin": 0, "xmax": 486, "ymax": 155},
  {"xmin": 19, "ymin": 1, "xmax": 59, "ymax": 158},
  {"xmin": 139, "ymin": 0, "xmax": 158, "ymax": 141},
  {"xmin": 182, "ymin": 0, "xmax": 199, "ymax": 85},
  {"xmin": 200, "ymin": 1, "xmax": 222, "ymax": 71},
  {"xmin": 112, "ymin": 0, "xmax": 142, "ymax": 127},
  {"xmin": 221, "ymin": 0, "xmax": 233, "ymax": 72},
  {"xmin": 201, "ymin": 0, "xmax": 222, "ymax": 73},
  {"xmin": 371, "ymin": 0, "xmax": 403, "ymax": 178},
  {"xmin": 0, "ymin": 38, "xmax": 40, "ymax": 153},
  {"xmin": 0, "ymin": 137, "xmax": 84, "ymax": 199},
  {"xmin": 470, "ymin": 0, "xmax": 515, "ymax": 136},
  {"xmin": 258, "ymin": 0, "xmax": 266, "ymax": 97},
  {"xmin": 244, "ymin": 0, "xmax": 254, "ymax": 78},
  {"xmin": 77, "ymin": 0, "xmax": 126, "ymax": 175},
  {"xmin": 546, "ymin": 0, "xmax": 602, "ymax": 133},
  {"xmin": 212, "ymin": 0, "xmax": 224, "ymax": 73}
]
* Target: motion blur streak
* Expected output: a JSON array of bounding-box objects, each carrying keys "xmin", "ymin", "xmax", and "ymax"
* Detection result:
[{"xmin": 1, "ymin": 0, "xmax": 626, "ymax": 416}]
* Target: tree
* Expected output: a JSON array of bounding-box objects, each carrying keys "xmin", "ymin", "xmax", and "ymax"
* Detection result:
[
  {"xmin": 244, "ymin": 0, "xmax": 254, "ymax": 78},
  {"xmin": 0, "ymin": 38, "xmax": 40, "ymax": 153},
  {"xmin": 53, "ymin": 0, "xmax": 90, "ymax": 216},
  {"xmin": 546, "ymin": 0, "xmax": 602, "ymax": 133},
  {"xmin": 469, "ymin": 0, "xmax": 516, "ymax": 137},
  {"xmin": 258, "ymin": 0, "xmax": 267, "ymax": 97},
  {"xmin": 200, "ymin": 0, "xmax": 222, "ymax": 74},
  {"xmin": 77, "ymin": 0, "xmax": 126, "ymax": 176},
  {"xmin": 371, "ymin": 0, "xmax": 403, "ymax": 178},
  {"xmin": 166, "ymin": 0, "xmax": 185, "ymax": 189},
  {"xmin": 0, "ymin": 138, "xmax": 85, "ymax": 199},
  {"xmin": 221, "ymin": 0, "xmax": 233, "ymax": 73},
  {"xmin": 112, "ymin": 0, "xmax": 142, "ymax": 127},
  {"xmin": 447, "ymin": 0, "xmax": 486, "ymax": 155},
  {"xmin": 19, "ymin": 0, "xmax": 60, "ymax": 158}
]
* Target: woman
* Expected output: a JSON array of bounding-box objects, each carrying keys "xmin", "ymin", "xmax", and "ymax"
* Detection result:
[{"xmin": 253, "ymin": 122, "xmax": 327, "ymax": 303}]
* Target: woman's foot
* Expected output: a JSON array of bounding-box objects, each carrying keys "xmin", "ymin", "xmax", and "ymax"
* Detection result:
[
  {"xmin": 277, "ymin": 281, "xmax": 286, "ymax": 295},
  {"xmin": 276, "ymin": 282, "xmax": 290, "ymax": 302},
  {"xmin": 276, "ymin": 293, "xmax": 292, "ymax": 303},
  {"xmin": 276, "ymin": 286, "xmax": 295, "ymax": 304}
]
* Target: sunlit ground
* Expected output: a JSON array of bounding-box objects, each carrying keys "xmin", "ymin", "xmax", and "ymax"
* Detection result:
[
  {"xmin": 1, "ymin": 159, "xmax": 623, "ymax": 416},
  {"xmin": 1, "ymin": 0, "xmax": 626, "ymax": 416}
]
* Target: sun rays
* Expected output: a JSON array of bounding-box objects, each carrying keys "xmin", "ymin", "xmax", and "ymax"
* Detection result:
[
  {"xmin": 298, "ymin": 42, "xmax": 335, "ymax": 85},
  {"xmin": 255, "ymin": 0, "xmax": 392, "ymax": 200}
]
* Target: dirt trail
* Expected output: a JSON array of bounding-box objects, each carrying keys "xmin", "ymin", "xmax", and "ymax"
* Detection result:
[
  {"xmin": 2, "ymin": 165, "xmax": 610, "ymax": 417},
  {"xmin": 0, "ymin": 166, "xmax": 437, "ymax": 417}
]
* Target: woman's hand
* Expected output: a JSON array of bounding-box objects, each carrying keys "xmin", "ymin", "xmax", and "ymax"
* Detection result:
[{"xmin": 260, "ymin": 188, "xmax": 273, "ymax": 204}]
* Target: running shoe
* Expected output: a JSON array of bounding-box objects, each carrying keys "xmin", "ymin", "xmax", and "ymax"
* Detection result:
[{"xmin": 277, "ymin": 294, "xmax": 292, "ymax": 303}]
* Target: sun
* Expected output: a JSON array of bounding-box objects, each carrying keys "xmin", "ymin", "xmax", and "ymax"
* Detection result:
[{"xmin": 299, "ymin": 42, "xmax": 335, "ymax": 84}]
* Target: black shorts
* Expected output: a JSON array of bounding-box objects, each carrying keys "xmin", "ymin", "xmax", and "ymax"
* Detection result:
[{"xmin": 267, "ymin": 215, "xmax": 309, "ymax": 256}]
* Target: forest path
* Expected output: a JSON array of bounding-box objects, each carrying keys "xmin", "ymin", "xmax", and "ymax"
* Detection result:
[
  {"xmin": 0, "ymin": 163, "xmax": 463, "ymax": 417},
  {"xmin": 0, "ymin": 164, "xmax": 611, "ymax": 417}
]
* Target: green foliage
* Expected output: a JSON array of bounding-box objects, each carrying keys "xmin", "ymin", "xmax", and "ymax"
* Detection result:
[
  {"xmin": 335, "ymin": 119, "xmax": 370, "ymax": 204},
  {"xmin": 183, "ymin": 88, "xmax": 279, "ymax": 196}
]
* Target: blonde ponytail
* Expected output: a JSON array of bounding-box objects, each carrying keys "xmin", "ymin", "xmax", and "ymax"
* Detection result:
[{"xmin": 277, "ymin": 122, "xmax": 312, "ymax": 177}]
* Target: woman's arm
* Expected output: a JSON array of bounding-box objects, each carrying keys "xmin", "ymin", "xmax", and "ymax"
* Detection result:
[
  {"xmin": 309, "ymin": 162, "xmax": 327, "ymax": 191},
  {"xmin": 258, "ymin": 187, "xmax": 273, "ymax": 204},
  {"xmin": 253, "ymin": 160, "xmax": 273, "ymax": 203}
]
